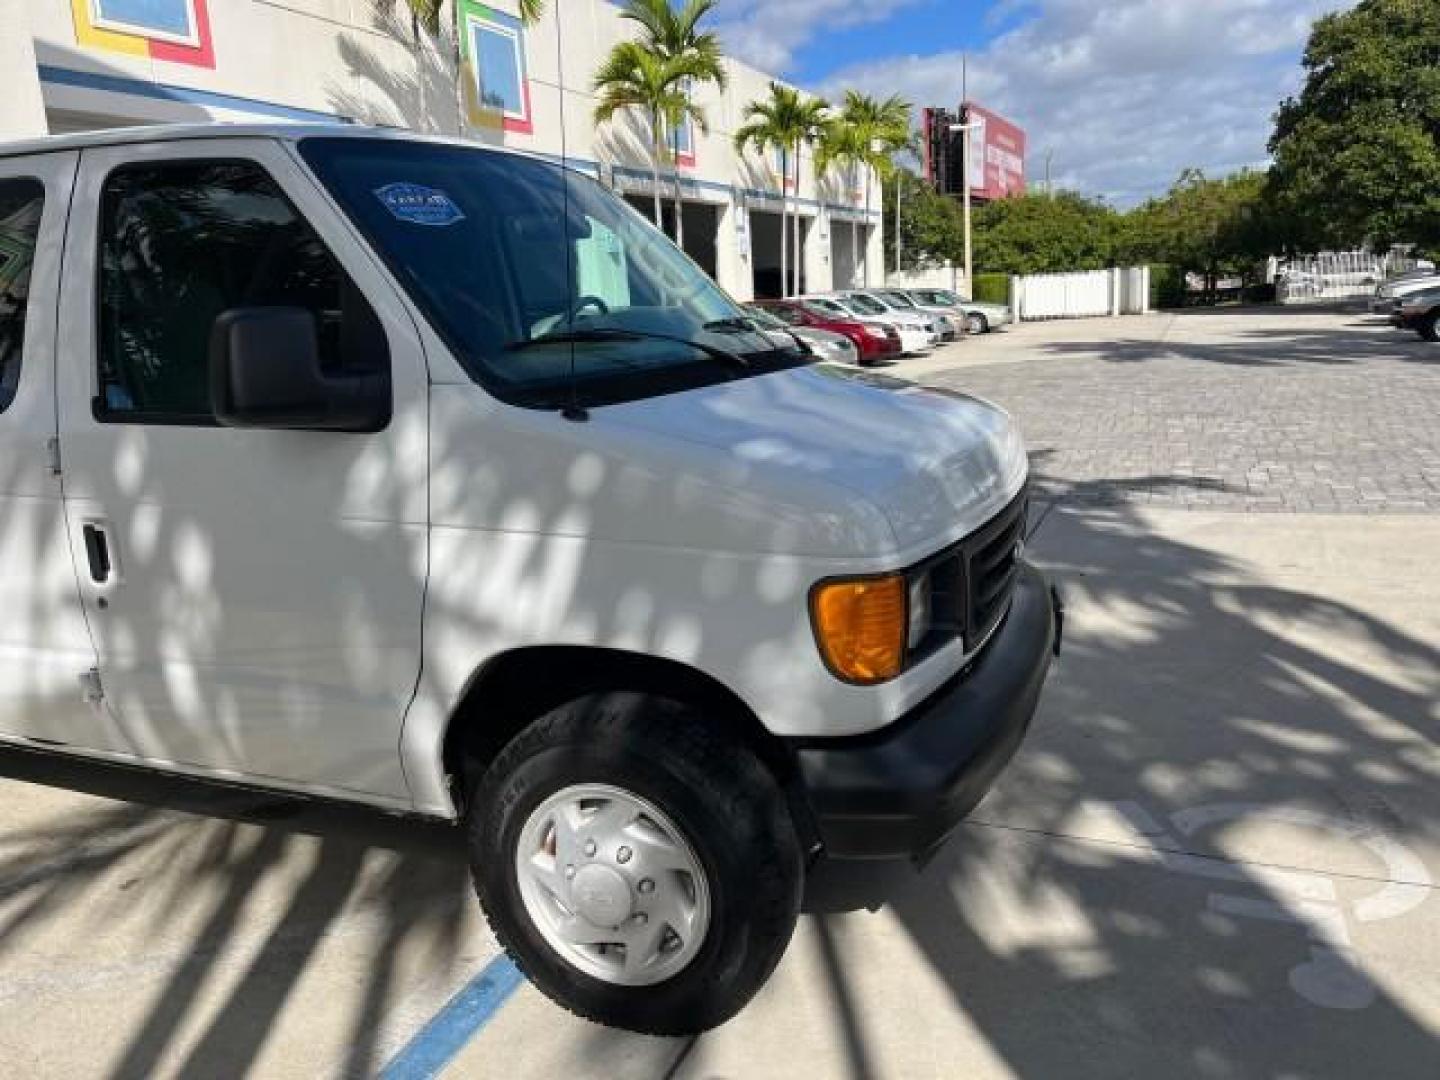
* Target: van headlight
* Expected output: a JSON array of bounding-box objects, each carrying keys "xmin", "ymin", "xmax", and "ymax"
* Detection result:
[
  {"xmin": 809, "ymin": 569, "xmax": 935, "ymax": 685},
  {"xmin": 809, "ymin": 575, "xmax": 906, "ymax": 684}
]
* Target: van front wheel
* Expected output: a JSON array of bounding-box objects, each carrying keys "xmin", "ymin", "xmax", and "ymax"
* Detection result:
[{"xmin": 465, "ymin": 692, "xmax": 803, "ymax": 1035}]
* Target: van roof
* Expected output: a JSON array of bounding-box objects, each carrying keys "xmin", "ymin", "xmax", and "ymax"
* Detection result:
[{"xmin": 0, "ymin": 121, "xmax": 531, "ymax": 161}]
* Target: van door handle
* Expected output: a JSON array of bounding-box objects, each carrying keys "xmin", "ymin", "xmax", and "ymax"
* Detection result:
[{"xmin": 82, "ymin": 524, "xmax": 112, "ymax": 584}]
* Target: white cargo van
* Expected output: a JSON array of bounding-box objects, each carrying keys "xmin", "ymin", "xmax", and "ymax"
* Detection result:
[{"xmin": 0, "ymin": 125, "xmax": 1060, "ymax": 1035}]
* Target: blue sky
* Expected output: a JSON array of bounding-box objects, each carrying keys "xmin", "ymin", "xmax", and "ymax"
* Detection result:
[
  {"xmin": 784, "ymin": 1, "xmax": 1031, "ymax": 87},
  {"xmin": 711, "ymin": 0, "xmax": 1358, "ymax": 207}
]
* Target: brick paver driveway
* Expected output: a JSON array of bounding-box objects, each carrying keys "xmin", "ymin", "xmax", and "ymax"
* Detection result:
[{"xmin": 921, "ymin": 306, "xmax": 1440, "ymax": 512}]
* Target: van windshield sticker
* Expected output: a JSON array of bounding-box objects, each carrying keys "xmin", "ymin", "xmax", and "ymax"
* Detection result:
[{"xmin": 373, "ymin": 182, "xmax": 466, "ymax": 226}]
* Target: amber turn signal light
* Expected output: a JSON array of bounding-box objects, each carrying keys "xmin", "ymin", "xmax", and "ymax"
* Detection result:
[{"xmin": 810, "ymin": 575, "xmax": 907, "ymax": 684}]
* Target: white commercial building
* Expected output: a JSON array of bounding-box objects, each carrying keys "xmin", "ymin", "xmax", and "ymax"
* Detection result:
[{"xmin": 0, "ymin": 0, "xmax": 885, "ymax": 301}]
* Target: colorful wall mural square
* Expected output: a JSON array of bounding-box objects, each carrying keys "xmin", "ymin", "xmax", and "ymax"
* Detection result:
[
  {"xmin": 457, "ymin": 1, "xmax": 533, "ymax": 134},
  {"xmin": 72, "ymin": 0, "xmax": 216, "ymax": 69}
]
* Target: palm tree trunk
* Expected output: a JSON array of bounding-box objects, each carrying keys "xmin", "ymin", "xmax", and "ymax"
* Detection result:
[
  {"xmin": 673, "ymin": 127, "xmax": 685, "ymax": 253},
  {"xmin": 779, "ymin": 147, "xmax": 789, "ymax": 299},
  {"xmin": 862, "ymin": 171, "xmax": 872, "ymax": 287},
  {"xmin": 850, "ymin": 165, "xmax": 859, "ymax": 289},
  {"xmin": 650, "ymin": 111, "xmax": 664, "ymax": 229},
  {"xmin": 793, "ymin": 142, "xmax": 802, "ymax": 295},
  {"xmin": 794, "ymin": 144, "xmax": 806, "ymax": 296}
]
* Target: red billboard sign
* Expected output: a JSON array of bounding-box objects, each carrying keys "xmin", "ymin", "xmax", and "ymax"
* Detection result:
[{"xmin": 962, "ymin": 103, "xmax": 1026, "ymax": 200}]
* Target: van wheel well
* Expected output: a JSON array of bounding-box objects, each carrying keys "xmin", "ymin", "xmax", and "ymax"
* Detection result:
[{"xmin": 442, "ymin": 647, "xmax": 799, "ymax": 813}]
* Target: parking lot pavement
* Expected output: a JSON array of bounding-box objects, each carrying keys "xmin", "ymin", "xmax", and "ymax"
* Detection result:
[
  {"xmin": 0, "ymin": 759, "xmax": 496, "ymax": 1079},
  {"xmin": 915, "ymin": 306, "xmax": 1440, "ymax": 512},
  {"xmin": 4, "ymin": 307, "xmax": 1438, "ymax": 1078}
]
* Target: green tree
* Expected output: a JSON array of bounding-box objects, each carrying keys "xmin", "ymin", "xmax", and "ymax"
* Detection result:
[
  {"xmin": 593, "ymin": 43, "xmax": 708, "ymax": 229},
  {"xmin": 881, "ymin": 168, "xmax": 965, "ymax": 272},
  {"xmin": 818, "ymin": 91, "xmax": 911, "ymax": 286},
  {"xmin": 970, "ymin": 191, "xmax": 1122, "ymax": 276},
  {"xmin": 734, "ymin": 83, "xmax": 830, "ymax": 296},
  {"xmin": 614, "ymin": 0, "xmax": 728, "ymax": 251},
  {"xmin": 1269, "ymin": 0, "xmax": 1440, "ymax": 251},
  {"xmin": 1123, "ymin": 169, "xmax": 1273, "ymax": 300}
]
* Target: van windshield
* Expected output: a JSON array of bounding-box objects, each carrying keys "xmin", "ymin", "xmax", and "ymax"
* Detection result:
[{"xmin": 300, "ymin": 137, "xmax": 805, "ymax": 409}]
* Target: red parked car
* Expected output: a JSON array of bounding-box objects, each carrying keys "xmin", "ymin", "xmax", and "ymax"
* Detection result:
[{"xmin": 750, "ymin": 299, "xmax": 902, "ymax": 364}]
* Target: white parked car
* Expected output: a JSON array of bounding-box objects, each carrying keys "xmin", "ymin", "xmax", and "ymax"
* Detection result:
[
  {"xmin": 0, "ymin": 124, "xmax": 1060, "ymax": 1036},
  {"xmin": 801, "ymin": 294, "xmax": 936, "ymax": 354}
]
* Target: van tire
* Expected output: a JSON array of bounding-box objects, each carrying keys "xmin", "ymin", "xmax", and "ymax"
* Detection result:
[
  {"xmin": 1419, "ymin": 310, "xmax": 1440, "ymax": 342},
  {"xmin": 464, "ymin": 692, "xmax": 803, "ymax": 1036},
  {"xmin": 966, "ymin": 312, "xmax": 989, "ymax": 335}
]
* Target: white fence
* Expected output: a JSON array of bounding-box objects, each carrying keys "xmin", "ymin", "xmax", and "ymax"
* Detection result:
[
  {"xmin": 886, "ymin": 264, "xmax": 965, "ymax": 293},
  {"xmin": 1011, "ymin": 267, "xmax": 1150, "ymax": 321},
  {"xmin": 1274, "ymin": 251, "xmax": 1419, "ymax": 304}
]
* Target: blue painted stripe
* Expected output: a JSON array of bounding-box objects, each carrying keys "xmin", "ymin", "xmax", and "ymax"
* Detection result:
[
  {"xmin": 379, "ymin": 956, "xmax": 526, "ymax": 1080},
  {"xmin": 37, "ymin": 64, "xmax": 348, "ymax": 124}
]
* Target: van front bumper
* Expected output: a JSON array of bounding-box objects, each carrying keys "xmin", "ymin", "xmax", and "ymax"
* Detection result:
[{"xmin": 792, "ymin": 562, "xmax": 1060, "ymax": 862}]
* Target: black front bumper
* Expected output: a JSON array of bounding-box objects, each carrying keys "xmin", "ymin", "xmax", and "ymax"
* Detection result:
[{"xmin": 793, "ymin": 562, "xmax": 1061, "ymax": 861}]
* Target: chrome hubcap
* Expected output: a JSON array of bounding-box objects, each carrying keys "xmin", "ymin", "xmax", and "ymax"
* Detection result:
[{"xmin": 515, "ymin": 784, "xmax": 711, "ymax": 987}]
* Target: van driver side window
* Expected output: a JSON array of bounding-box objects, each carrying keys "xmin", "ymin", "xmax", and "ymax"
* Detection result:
[{"xmin": 96, "ymin": 159, "xmax": 388, "ymax": 423}]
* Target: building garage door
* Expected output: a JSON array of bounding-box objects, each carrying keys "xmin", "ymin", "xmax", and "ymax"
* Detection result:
[{"xmin": 749, "ymin": 209, "xmax": 807, "ymax": 299}]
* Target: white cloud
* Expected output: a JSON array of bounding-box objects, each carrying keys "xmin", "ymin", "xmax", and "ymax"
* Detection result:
[
  {"xmin": 713, "ymin": 0, "xmax": 927, "ymax": 76},
  {"xmin": 719, "ymin": 0, "xmax": 1358, "ymax": 205}
]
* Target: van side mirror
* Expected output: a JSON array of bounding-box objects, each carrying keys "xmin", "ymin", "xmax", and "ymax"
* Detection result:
[{"xmin": 209, "ymin": 307, "xmax": 390, "ymax": 432}]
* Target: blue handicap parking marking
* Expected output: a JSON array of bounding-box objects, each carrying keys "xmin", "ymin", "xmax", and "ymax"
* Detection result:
[{"xmin": 380, "ymin": 955, "xmax": 525, "ymax": 1080}]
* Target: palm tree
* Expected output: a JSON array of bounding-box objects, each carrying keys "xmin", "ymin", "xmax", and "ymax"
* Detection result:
[
  {"xmin": 734, "ymin": 83, "xmax": 830, "ymax": 296},
  {"xmin": 593, "ymin": 43, "xmax": 707, "ymax": 229},
  {"xmin": 616, "ymin": 0, "xmax": 727, "ymax": 251},
  {"xmin": 816, "ymin": 119, "xmax": 868, "ymax": 289},
  {"xmin": 823, "ymin": 91, "xmax": 911, "ymax": 286}
]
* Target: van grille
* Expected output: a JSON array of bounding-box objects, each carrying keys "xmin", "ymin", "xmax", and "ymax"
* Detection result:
[
  {"xmin": 960, "ymin": 489, "xmax": 1028, "ymax": 647},
  {"xmin": 903, "ymin": 486, "xmax": 1029, "ymax": 664}
]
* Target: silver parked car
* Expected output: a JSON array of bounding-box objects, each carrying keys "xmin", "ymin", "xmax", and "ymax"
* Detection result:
[
  {"xmin": 843, "ymin": 290, "xmax": 957, "ymax": 341},
  {"xmin": 874, "ymin": 289, "xmax": 968, "ymax": 340},
  {"xmin": 904, "ymin": 288, "xmax": 1013, "ymax": 334},
  {"xmin": 1370, "ymin": 271, "xmax": 1440, "ymax": 316},
  {"xmin": 743, "ymin": 304, "xmax": 859, "ymax": 365}
]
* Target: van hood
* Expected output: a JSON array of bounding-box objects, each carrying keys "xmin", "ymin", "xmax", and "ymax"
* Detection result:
[{"xmin": 601, "ymin": 363, "xmax": 1029, "ymax": 557}]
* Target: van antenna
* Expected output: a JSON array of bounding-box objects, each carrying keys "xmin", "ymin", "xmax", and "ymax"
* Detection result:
[{"xmin": 555, "ymin": 1, "xmax": 587, "ymax": 422}]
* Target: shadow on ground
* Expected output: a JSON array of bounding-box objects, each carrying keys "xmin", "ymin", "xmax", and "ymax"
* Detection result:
[
  {"xmin": 783, "ymin": 475, "xmax": 1439, "ymax": 1079},
  {"xmin": 0, "ymin": 751, "xmax": 471, "ymax": 1079}
]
